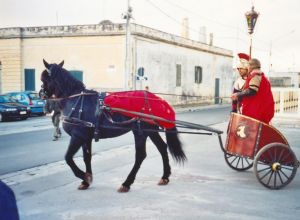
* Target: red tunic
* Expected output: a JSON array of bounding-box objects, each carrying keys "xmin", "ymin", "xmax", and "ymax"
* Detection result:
[
  {"xmin": 104, "ymin": 91, "xmax": 175, "ymax": 129},
  {"xmin": 241, "ymin": 71, "xmax": 275, "ymax": 124}
]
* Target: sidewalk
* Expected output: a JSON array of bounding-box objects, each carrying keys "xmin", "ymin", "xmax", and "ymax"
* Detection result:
[{"xmin": 1, "ymin": 121, "xmax": 300, "ymax": 220}]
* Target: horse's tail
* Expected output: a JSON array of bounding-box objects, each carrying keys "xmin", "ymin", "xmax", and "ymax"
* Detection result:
[{"xmin": 166, "ymin": 127, "xmax": 187, "ymax": 164}]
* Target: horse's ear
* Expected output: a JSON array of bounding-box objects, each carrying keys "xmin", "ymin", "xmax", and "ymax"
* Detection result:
[
  {"xmin": 58, "ymin": 60, "xmax": 64, "ymax": 68},
  {"xmin": 43, "ymin": 59, "xmax": 50, "ymax": 69}
]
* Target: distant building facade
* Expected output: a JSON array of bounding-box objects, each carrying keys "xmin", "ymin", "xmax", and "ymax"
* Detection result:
[
  {"xmin": 0, "ymin": 22, "xmax": 233, "ymax": 105},
  {"xmin": 269, "ymin": 71, "xmax": 300, "ymax": 88}
]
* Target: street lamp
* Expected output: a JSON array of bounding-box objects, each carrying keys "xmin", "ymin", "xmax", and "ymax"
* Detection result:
[
  {"xmin": 245, "ymin": 6, "xmax": 259, "ymax": 58},
  {"xmin": 123, "ymin": 0, "xmax": 133, "ymax": 90}
]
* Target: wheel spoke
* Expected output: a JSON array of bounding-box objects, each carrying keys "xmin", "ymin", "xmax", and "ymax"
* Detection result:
[
  {"xmin": 267, "ymin": 171, "xmax": 274, "ymax": 185},
  {"xmin": 277, "ymin": 148, "xmax": 285, "ymax": 162},
  {"xmin": 281, "ymin": 166, "xmax": 294, "ymax": 171},
  {"xmin": 237, "ymin": 157, "xmax": 241, "ymax": 167},
  {"xmin": 277, "ymin": 171, "xmax": 284, "ymax": 184},
  {"xmin": 259, "ymin": 169, "xmax": 272, "ymax": 181},
  {"xmin": 279, "ymin": 169, "xmax": 289, "ymax": 179},
  {"xmin": 281, "ymin": 160, "xmax": 295, "ymax": 166},
  {"xmin": 274, "ymin": 172, "xmax": 277, "ymax": 188},
  {"xmin": 245, "ymin": 158, "xmax": 251, "ymax": 166},
  {"xmin": 267, "ymin": 149, "xmax": 275, "ymax": 163},
  {"xmin": 257, "ymin": 166, "xmax": 271, "ymax": 173},
  {"xmin": 241, "ymin": 158, "xmax": 244, "ymax": 168},
  {"xmin": 280, "ymin": 151, "xmax": 292, "ymax": 163},
  {"xmin": 226, "ymin": 154, "xmax": 234, "ymax": 159},
  {"xmin": 229, "ymin": 156, "xmax": 238, "ymax": 164},
  {"xmin": 257, "ymin": 161, "xmax": 270, "ymax": 166}
]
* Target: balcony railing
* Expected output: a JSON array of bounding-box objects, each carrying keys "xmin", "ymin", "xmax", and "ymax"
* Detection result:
[{"xmin": 272, "ymin": 87, "xmax": 300, "ymax": 118}]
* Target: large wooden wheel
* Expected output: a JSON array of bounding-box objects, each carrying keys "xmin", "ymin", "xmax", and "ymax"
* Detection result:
[
  {"xmin": 254, "ymin": 143, "xmax": 298, "ymax": 190},
  {"xmin": 224, "ymin": 153, "xmax": 253, "ymax": 171}
]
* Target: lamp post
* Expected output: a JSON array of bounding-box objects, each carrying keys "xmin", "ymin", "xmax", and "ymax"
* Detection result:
[
  {"xmin": 123, "ymin": 0, "xmax": 133, "ymax": 90},
  {"xmin": 245, "ymin": 6, "xmax": 259, "ymax": 58}
]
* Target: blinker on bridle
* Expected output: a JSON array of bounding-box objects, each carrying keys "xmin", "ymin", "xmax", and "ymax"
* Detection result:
[{"xmin": 45, "ymin": 66, "xmax": 52, "ymax": 76}]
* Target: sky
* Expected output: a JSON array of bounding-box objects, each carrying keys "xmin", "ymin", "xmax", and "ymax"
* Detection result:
[{"xmin": 1, "ymin": 0, "xmax": 300, "ymax": 73}]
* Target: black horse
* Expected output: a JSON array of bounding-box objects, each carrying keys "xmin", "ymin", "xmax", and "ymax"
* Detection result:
[{"xmin": 40, "ymin": 59, "xmax": 186, "ymax": 192}]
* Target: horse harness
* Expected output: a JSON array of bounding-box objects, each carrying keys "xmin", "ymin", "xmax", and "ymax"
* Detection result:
[
  {"xmin": 61, "ymin": 91, "xmax": 96, "ymax": 128},
  {"xmin": 61, "ymin": 91, "xmax": 149, "ymax": 142}
]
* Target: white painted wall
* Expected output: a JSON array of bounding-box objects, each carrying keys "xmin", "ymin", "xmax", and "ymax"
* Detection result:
[{"xmin": 134, "ymin": 37, "xmax": 233, "ymax": 104}]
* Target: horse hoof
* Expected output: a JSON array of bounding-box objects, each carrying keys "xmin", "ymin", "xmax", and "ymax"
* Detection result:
[
  {"xmin": 85, "ymin": 173, "xmax": 93, "ymax": 185},
  {"xmin": 78, "ymin": 183, "xmax": 90, "ymax": 190},
  {"xmin": 117, "ymin": 185, "xmax": 130, "ymax": 193},
  {"xmin": 158, "ymin": 178, "xmax": 169, "ymax": 185}
]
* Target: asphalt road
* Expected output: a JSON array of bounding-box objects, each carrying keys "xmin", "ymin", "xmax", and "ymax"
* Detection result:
[
  {"xmin": 0, "ymin": 106, "xmax": 231, "ymax": 175},
  {"xmin": 2, "ymin": 108, "xmax": 299, "ymax": 220}
]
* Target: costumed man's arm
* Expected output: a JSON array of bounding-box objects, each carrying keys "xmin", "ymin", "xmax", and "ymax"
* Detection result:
[
  {"xmin": 232, "ymin": 74, "xmax": 262, "ymax": 101},
  {"xmin": 236, "ymin": 88, "xmax": 256, "ymax": 100},
  {"xmin": 231, "ymin": 77, "xmax": 245, "ymax": 112},
  {"xmin": 231, "ymin": 88, "xmax": 239, "ymax": 113}
]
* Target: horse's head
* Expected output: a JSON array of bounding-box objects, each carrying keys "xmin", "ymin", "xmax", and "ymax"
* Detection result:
[
  {"xmin": 40, "ymin": 59, "xmax": 85, "ymax": 99},
  {"xmin": 40, "ymin": 59, "xmax": 64, "ymax": 99}
]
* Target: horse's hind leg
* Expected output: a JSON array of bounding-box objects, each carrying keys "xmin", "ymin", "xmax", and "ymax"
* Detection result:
[
  {"xmin": 149, "ymin": 132, "xmax": 171, "ymax": 185},
  {"xmin": 65, "ymin": 137, "xmax": 91, "ymax": 189},
  {"xmin": 78, "ymin": 139, "xmax": 93, "ymax": 190},
  {"xmin": 118, "ymin": 133, "xmax": 147, "ymax": 193}
]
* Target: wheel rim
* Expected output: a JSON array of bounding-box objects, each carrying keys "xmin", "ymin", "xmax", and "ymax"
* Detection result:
[
  {"xmin": 225, "ymin": 153, "xmax": 253, "ymax": 171},
  {"xmin": 254, "ymin": 143, "xmax": 298, "ymax": 190}
]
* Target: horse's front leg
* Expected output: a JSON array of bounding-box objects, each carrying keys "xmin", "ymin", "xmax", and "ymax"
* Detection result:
[
  {"xmin": 78, "ymin": 139, "xmax": 93, "ymax": 190},
  {"xmin": 118, "ymin": 133, "xmax": 147, "ymax": 193},
  {"xmin": 149, "ymin": 132, "xmax": 171, "ymax": 185},
  {"xmin": 65, "ymin": 137, "xmax": 92, "ymax": 190}
]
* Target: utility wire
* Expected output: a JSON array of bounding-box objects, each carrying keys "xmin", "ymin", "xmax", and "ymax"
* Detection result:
[
  {"xmin": 144, "ymin": 0, "xmax": 246, "ymax": 41},
  {"xmin": 144, "ymin": 0, "xmax": 286, "ymax": 52},
  {"xmin": 163, "ymin": 0, "xmax": 248, "ymax": 35}
]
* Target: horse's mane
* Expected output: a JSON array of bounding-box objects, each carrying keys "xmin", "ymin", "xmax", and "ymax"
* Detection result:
[{"xmin": 48, "ymin": 64, "xmax": 85, "ymax": 97}]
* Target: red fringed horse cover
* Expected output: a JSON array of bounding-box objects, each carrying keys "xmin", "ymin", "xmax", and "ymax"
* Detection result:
[{"xmin": 104, "ymin": 91, "xmax": 175, "ymax": 129}]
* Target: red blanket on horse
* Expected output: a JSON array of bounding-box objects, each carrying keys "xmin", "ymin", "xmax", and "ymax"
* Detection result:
[{"xmin": 104, "ymin": 91, "xmax": 175, "ymax": 129}]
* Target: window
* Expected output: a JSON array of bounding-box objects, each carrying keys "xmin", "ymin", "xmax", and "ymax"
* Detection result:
[
  {"xmin": 195, "ymin": 66, "xmax": 202, "ymax": 84},
  {"xmin": 28, "ymin": 92, "xmax": 40, "ymax": 100},
  {"xmin": 70, "ymin": 70, "xmax": 83, "ymax": 82},
  {"xmin": 24, "ymin": 69, "xmax": 35, "ymax": 91},
  {"xmin": 176, "ymin": 64, "xmax": 181, "ymax": 87}
]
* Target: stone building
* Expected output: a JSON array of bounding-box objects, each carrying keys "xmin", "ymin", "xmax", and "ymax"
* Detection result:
[{"xmin": 0, "ymin": 22, "xmax": 233, "ymax": 105}]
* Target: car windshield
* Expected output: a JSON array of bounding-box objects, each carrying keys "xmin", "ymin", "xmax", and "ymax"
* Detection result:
[
  {"xmin": 28, "ymin": 93, "xmax": 40, "ymax": 100},
  {"xmin": 0, "ymin": 95, "xmax": 16, "ymax": 103}
]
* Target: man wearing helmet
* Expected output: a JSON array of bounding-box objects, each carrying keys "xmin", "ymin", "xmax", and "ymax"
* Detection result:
[
  {"xmin": 232, "ymin": 53, "xmax": 249, "ymax": 113},
  {"xmin": 232, "ymin": 58, "xmax": 275, "ymax": 124}
]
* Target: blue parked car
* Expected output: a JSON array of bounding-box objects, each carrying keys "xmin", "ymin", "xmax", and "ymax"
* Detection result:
[{"xmin": 6, "ymin": 91, "xmax": 45, "ymax": 116}]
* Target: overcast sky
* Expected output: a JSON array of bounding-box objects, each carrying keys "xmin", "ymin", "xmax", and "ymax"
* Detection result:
[{"xmin": 1, "ymin": 0, "xmax": 300, "ymax": 73}]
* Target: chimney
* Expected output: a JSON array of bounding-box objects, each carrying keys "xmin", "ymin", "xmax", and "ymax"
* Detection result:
[
  {"xmin": 181, "ymin": 17, "xmax": 189, "ymax": 39},
  {"xmin": 209, "ymin": 33, "xmax": 214, "ymax": 46},
  {"xmin": 198, "ymin": 26, "xmax": 207, "ymax": 43}
]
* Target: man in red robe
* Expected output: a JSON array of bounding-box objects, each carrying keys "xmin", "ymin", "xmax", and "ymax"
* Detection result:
[{"xmin": 231, "ymin": 58, "xmax": 275, "ymax": 124}]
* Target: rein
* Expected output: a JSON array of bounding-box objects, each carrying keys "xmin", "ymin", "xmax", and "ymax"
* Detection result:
[
  {"xmin": 60, "ymin": 91, "xmax": 139, "ymax": 129},
  {"xmin": 47, "ymin": 92, "xmax": 97, "ymax": 102}
]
